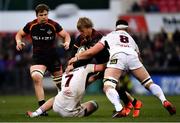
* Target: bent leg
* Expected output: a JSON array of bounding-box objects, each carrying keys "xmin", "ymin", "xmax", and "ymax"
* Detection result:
[
  {"xmin": 81, "ymin": 100, "xmax": 98, "ymax": 116},
  {"xmin": 131, "ymin": 66, "xmax": 166, "ymax": 103},
  {"xmin": 131, "ymin": 66, "xmax": 176, "ymax": 115}
]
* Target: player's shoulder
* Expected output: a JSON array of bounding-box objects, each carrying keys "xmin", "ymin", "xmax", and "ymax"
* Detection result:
[
  {"xmin": 92, "ymin": 29, "xmax": 103, "ymax": 37},
  {"xmin": 26, "ymin": 19, "xmax": 38, "ymax": 26},
  {"xmin": 48, "ymin": 19, "xmax": 59, "ymax": 26},
  {"xmin": 75, "ymin": 34, "xmax": 86, "ymax": 45},
  {"xmin": 106, "ymin": 30, "xmax": 117, "ymax": 36}
]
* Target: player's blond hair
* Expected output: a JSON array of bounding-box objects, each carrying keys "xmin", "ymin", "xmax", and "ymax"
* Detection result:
[{"xmin": 77, "ymin": 17, "xmax": 93, "ymax": 30}]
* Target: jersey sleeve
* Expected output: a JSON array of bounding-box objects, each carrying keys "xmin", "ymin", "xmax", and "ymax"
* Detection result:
[
  {"xmin": 55, "ymin": 23, "xmax": 63, "ymax": 33},
  {"xmin": 86, "ymin": 64, "xmax": 95, "ymax": 73},
  {"xmin": 74, "ymin": 35, "xmax": 81, "ymax": 48},
  {"xmin": 99, "ymin": 36, "xmax": 107, "ymax": 46},
  {"xmin": 23, "ymin": 23, "xmax": 31, "ymax": 34},
  {"xmin": 134, "ymin": 42, "xmax": 140, "ymax": 53}
]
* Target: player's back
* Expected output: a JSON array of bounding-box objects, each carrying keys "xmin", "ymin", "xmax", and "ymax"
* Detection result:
[
  {"xmin": 54, "ymin": 65, "xmax": 94, "ymax": 111},
  {"xmin": 101, "ymin": 30, "xmax": 139, "ymax": 57}
]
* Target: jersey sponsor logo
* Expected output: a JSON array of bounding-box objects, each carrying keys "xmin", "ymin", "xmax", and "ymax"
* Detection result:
[
  {"xmin": 110, "ymin": 59, "xmax": 118, "ymax": 64},
  {"xmin": 47, "ymin": 29, "xmax": 52, "ymax": 35},
  {"xmin": 32, "ymin": 36, "xmax": 54, "ymax": 40},
  {"xmin": 40, "ymin": 28, "xmax": 45, "ymax": 31},
  {"xmin": 63, "ymin": 88, "xmax": 73, "ymax": 96},
  {"xmin": 120, "ymin": 44, "xmax": 130, "ymax": 47}
]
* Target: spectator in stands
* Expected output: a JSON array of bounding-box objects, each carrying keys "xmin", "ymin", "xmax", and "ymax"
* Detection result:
[{"xmin": 173, "ymin": 28, "xmax": 180, "ymax": 46}]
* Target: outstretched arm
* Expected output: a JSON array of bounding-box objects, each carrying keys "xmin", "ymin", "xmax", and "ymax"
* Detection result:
[
  {"xmin": 94, "ymin": 64, "xmax": 106, "ymax": 72},
  {"xmin": 68, "ymin": 42, "xmax": 104, "ymax": 64}
]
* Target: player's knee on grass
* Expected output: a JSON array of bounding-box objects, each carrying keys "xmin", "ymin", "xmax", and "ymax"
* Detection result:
[
  {"xmin": 103, "ymin": 77, "xmax": 118, "ymax": 92},
  {"xmin": 84, "ymin": 100, "xmax": 98, "ymax": 117}
]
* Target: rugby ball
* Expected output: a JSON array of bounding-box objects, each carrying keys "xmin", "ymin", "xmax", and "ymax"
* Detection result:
[{"xmin": 77, "ymin": 46, "xmax": 88, "ymax": 53}]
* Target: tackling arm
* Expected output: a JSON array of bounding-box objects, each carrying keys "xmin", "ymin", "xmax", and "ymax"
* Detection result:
[
  {"xmin": 68, "ymin": 42, "xmax": 104, "ymax": 64},
  {"xmin": 94, "ymin": 64, "xmax": 106, "ymax": 72}
]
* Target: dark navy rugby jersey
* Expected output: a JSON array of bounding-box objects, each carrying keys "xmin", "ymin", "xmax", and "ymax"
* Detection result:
[
  {"xmin": 74, "ymin": 29, "xmax": 109, "ymax": 64},
  {"xmin": 23, "ymin": 19, "xmax": 63, "ymax": 54}
]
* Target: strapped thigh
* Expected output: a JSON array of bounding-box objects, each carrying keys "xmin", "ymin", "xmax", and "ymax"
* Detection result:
[{"xmin": 31, "ymin": 69, "xmax": 45, "ymax": 77}]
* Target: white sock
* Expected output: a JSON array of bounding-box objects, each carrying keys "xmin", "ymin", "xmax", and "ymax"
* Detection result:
[
  {"xmin": 149, "ymin": 83, "xmax": 166, "ymax": 104},
  {"xmin": 32, "ymin": 107, "xmax": 43, "ymax": 117},
  {"xmin": 105, "ymin": 88, "xmax": 123, "ymax": 111}
]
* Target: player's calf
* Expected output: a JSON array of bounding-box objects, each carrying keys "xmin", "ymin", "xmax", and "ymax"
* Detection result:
[{"xmin": 83, "ymin": 100, "xmax": 98, "ymax": 116}]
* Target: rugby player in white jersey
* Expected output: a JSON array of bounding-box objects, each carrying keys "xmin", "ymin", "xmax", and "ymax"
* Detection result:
[
  {"xmin": 26, "ymin": 63, "xmax": 105, "ymax": 117},
  {"xmin": 68, "ymin": 19, "xmax": 176, "ymax": 118}
]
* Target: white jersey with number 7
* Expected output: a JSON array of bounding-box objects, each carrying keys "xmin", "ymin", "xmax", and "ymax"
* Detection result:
[{"xmin": 53, "ymin": 64, "xmax": 96, "ymax": 112}]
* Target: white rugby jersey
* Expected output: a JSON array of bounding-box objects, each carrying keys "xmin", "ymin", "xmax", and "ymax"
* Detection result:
[
  {"xmin": 100, "ymin": 30, "xmax": 139, "ymax": 57},
  {"xmin": 54, "ymin": 64, "xmax": 95, "ymax": 112}
]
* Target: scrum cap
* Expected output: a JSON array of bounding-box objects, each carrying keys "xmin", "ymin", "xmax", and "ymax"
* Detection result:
[{"xmin": 116, "ymin": 19, "xmax": 128, "ymax": 29}]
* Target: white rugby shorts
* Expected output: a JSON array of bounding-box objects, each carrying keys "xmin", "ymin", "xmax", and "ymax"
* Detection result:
[
  {"xmin": 53, "ymin": 96, "xmax": 86, "ymax": 117},
  {"xmin": 107, "ymin": 52, "xmax": 143, "ymax": 70}
]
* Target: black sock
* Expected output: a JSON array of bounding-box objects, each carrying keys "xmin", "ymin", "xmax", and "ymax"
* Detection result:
[
  {"xmin": 117, "ymin": 88, "xmax": 129, "ymax": 105},
  {"xmin": 38, "ymin": 100, "xmax": 45, "ymax": 107},
  {"xmin": 132, "ymin": 98, "xmax": 137, "ymax": 106}
]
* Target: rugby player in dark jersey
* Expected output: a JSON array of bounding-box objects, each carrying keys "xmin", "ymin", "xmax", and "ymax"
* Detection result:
[
  {"xmin": 66, "ymin": 17, "xmax": 142, "ymax": 117},
  {"xmin": 15, "ymin": 4, "xmax": 71, "ymax": 116}
]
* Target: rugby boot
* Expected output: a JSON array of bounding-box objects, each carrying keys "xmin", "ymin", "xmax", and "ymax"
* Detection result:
[
  {"xmin": 112, "ymin": 108, "xmax": 127, "ymax": 118},
  {"xmin": 133, "ymin": 100, "xmax": 142, "ymax": 118},
  {"xmin": 163, "ymin": 100, "xmax": 176, "ymax": 115}
]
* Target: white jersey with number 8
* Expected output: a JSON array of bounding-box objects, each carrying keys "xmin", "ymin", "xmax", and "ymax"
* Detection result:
[
  {"xmin": 100, "ymin": 30, "xmax": 139, "ymax": 58},
  {"xmin": 99, "ymin": 30, "xmax": 142, "ymax": 70}
]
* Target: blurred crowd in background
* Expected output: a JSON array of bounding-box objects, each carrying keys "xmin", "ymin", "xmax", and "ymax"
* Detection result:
[
  {"xmin": 131, "ymin": 0, "xmax": 180, "ymax": 13},
  {"xmin": 0, "ymin": 28, "xmax": 179, "ymax": 94}
]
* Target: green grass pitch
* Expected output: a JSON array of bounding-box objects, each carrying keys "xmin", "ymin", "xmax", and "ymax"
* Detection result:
[{"xmin": 0, "ymin": 94, "xmax": 179, "ymax": 122}]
